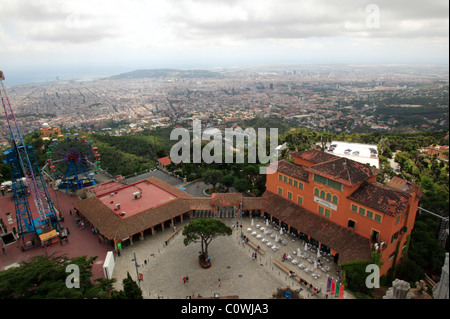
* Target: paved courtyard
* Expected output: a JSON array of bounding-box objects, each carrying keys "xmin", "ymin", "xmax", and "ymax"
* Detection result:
[{"xmin": 112, "ymin": 215, "xmax": 352, "ymax": 299}]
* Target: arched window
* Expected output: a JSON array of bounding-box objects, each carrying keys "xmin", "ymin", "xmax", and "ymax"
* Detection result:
[
  {"xmin": 320, "ymin": 190, "xmax": 325, "ymax": 199},
  {"xmin": 326, "ymin": 193, "xmax": 332, "ymax": 202},
  {"xmin": 314, "ymin": 188, "xmax": 319, "ymax": 196},
  {"xmin": 332, "ymin": 195, "xmax": 338, "ymax": 204}
]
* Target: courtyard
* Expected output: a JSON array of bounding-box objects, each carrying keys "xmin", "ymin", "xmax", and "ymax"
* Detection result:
[{"xmin": 111, "ymin": 214, "xmax": 351, "ymax": 299}]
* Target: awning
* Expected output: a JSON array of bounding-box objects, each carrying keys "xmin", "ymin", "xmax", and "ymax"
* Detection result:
[{"xmin": 39, "ymin": 230, "xmax": 59, "ymax": 242}]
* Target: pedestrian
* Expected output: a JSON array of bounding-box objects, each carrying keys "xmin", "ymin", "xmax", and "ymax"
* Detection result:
[
  {"xmin": 2, "ymin": 247, "xmax": 6, "ymax": 254},
  {"xmin": 186, "ymin": 276, "xmax": 189, "ymax": 284},
  {"xmin": 218, "ymin": 279, "xmax": 221, "ymax": 287},
  {"xmin": 183, "ymin": 277, "xmax": 186, "ymax": 285},
  {"xmin": 69, "ymin": 209, "xmax": 72, "ymax": 216},
  {"xmin": 252, "ymin": 252, "xmax": 255, "ymax": 259},
  {"xmin": 254, "ymin": 252, "xmax": 257, "ymax": 260}
]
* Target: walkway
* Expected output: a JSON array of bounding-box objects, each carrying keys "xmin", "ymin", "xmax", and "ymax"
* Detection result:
[{"xmin": 111, "ymin": 215, "xmax": 354, "ymax": 299}]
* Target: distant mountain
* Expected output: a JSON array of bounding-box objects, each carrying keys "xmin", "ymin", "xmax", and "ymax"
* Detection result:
[{"xmin": 105, "ymin": 69, "xmax": 223, "ymax": 80}]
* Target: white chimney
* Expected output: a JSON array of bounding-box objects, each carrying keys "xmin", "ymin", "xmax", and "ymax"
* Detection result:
[
  {"xmin": 116, "ymin": 203, "xmax": 120, "ymax": 210},
  {"xmin": 133, "ymin": 191, "xmax": 141, "ymax": 199}
]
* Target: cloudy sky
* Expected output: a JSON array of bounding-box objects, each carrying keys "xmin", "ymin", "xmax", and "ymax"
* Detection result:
[{"xmin": 0, "ymin": 0, "xmax": 448, "ymax": 84}]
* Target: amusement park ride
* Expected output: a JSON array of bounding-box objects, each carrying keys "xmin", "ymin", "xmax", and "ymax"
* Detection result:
[
  {"xmin": 44, "ymin": 132, "xmax": 100, "ymax": 193},
  {"xmin": 0, "ymin": 71, "xmax": 99, "ymax": 248}
]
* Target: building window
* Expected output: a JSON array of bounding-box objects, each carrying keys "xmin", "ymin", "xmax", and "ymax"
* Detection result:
[
  {"xmin": 348, "ymin": 220, "xmax": 356, "ymax": 230},
  {"xmin": 389, "ymin": 252, "xmax": 396, "ymax": 261},
  {"xmin": 284, "ymin": 176, "xmax": 288, "ymax": 183},
  {"xmin": 320, "ymin": 190, "xmax": 326, "ymax": 199},
  {"xmin": 367, "ymin": 211, "xmax": 373, "ymax": 219},
  {"xmin": 278, "ymin": 187, "xmax": 283, "ymax": 196},
  {"xmin": 396, "ymin": 216, "xmax": 400, "ymax": 224},
  {"xmin": 325, "ymin": 209, "xmax": 331, "ymax": 218},
  {"xmin": 332, "ymin": 195, "xmax": 338, "ymax": 204},
  {"xmin": 288, "ymin": 192, "xmax": 293, "ymax": 200},
  {"xmin": 313, "ymin": 174, "xmax": 343, "ymax": 191},
  {"xmin": 289, "ymin": 178, "xmax": 293, "ymax": 185},
  {"xmin": 374, "ymin": 214, "xmax": 382, "ymax": 223},
  {"xmin": 279, "ymin": 174, "xmax": 283, "ymax": 181},
  {"xmin": 328, "ymin": 180, "xmax": 343, "ymax": 192},
  {"xmin": 298, "ymin": 196, "xmax": 303, "ymax": 205},
  {"xmin": 351, "ymin": 204, "xmax": 358, "ymax": 213},
  {"xmin": 318, "ymin": 206, "xmax": 324, "ymax": 215},
  {"xmin": 359, "ymin": 208, "xmax": 365, "ymax": 216},
  {"xmin": 299, "ymin": 182, "xmax": 304, "ymax": 190},
  {"xmin": 326, "ymin": 193, "xmax": 332, "ymax": 202},
  {"xmin": 314, "ymin": 188, "xmax": 320, "ymax": 196},
  {"xmin": 294, "ymin": 180, "xmax": 298, "ymax": 187},
  {"xmin": 313, "ymin": 174, "xmax": 328, "ymax": 185}
]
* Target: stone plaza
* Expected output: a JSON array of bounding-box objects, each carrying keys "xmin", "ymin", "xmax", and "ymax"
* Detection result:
[{"xmin": 111, "ymin": 213, "xmax": 351, "ymax": 299}]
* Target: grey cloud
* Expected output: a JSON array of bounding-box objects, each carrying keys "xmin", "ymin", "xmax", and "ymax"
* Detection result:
[{"xmin": 167, "ymin": 0, "xmax": 449, "ymax": 41}]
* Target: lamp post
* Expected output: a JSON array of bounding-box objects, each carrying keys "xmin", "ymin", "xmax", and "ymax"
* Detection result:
[{"xmin": 132, "ymin": 251, "xmax": 141, "ymax": 287}]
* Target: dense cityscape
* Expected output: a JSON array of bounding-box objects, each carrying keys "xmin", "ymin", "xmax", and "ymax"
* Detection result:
[
  {"xmin": 0, "ymin": 0, "xmax": 448, "ymax": 309},
  {"xmin": 1, "ymin": 64, "xmax": 448, "ymax": 147}
]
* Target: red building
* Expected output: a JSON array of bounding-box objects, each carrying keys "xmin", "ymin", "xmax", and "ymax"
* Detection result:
[
  {"xmin": 74, "ymin": 150, "xmax": 421, "ymax": 277},
  {"xmin": 265, "ymin": 150, "xmax": 421, "ymax": 276}
]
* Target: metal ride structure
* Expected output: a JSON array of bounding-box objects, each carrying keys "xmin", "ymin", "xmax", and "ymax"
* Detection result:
[
  {"xmin": 45, "ymin": 133, "xmax": 100, "ymax": 193},
  {"xmin": 1, "ymin": 71, "xmax": 61, "ymax": 247}
]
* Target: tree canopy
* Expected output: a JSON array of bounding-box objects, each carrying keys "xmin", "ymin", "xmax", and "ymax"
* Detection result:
[
  {"xmin": 182, "ymin": 219, "xmax": 232, "ymax": 260},
  {"xmin": 0, "ymin": 255, "xmax": 142, "ymax": 299}
]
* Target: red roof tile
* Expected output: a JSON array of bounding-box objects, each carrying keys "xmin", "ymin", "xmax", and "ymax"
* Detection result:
[
  {"xmin": 277, "ymin": 160, "xmax": 309, "ymax": 181},
  {"xmin": 291, "ymin": 149, "xmax": 339, "ymax": 164},
  {"xmin": 157, "ymin": 156, "xmax": 172, "ymax": 166},
  {"xmin": 261, "ymin": 191, "xmax": 372, "ymax": 264},
  {"xmin": 306, "ymin": 157, "xmax": 376, "ymax": 186},
  {"xmin": 348, "ymin": 182, "xmax": 410, "ymax": 217}
]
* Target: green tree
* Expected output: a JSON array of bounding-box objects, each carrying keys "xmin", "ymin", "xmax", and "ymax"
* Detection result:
[
  {"xmin": 202, "ymin": 170, "xmax": 224, "ymax": 190},
  {"xmin": 233, "ymin": 178, "xmax": 251, "ymax": 192},
  {"xmin": 220, "ymin": 174, "xmax": 235, "ymax": 188},
  {"xmin": 112, "ymin": 272, "xmax": 143, "ymax": 299},
  {"xmin": 0, "ymin": 255, "xmax": 114, "ymax": 299},
  {"xmin": 182, "ymin": 219, "xmax": 232, "ymax": 262}
]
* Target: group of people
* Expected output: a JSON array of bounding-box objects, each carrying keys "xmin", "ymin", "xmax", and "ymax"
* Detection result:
[{"xmin": 251, "ymin": 251, "xmax": 258, "ymax": 261}]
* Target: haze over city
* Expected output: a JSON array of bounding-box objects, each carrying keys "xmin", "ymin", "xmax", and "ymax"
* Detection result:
[{"xmin": 0, "ymin": 0, "xmax": 448, "ymax": 85}]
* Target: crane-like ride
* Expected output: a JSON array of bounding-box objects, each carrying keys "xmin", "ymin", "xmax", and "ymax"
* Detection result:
[{"xmin": 1, "ymin": 71, "xmax": 61, "ymax": 248}]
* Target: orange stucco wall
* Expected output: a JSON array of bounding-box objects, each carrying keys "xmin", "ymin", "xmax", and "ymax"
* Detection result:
[{"xmin": 267, "ymin": 161, "xmax": 419, "ymax": 276}]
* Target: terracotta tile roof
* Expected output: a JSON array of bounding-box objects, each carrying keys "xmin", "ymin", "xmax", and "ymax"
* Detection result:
[
  {"xmin": 75, "ymin": 196, "xmax": 192, "ymax": 241},
  {"xmin": 306, "ymin": 157, "xmax": 376, "ymax": 186},
  {"xmin": 277, "ymin": 160, "xmax": 309, "ymax": 181},
  {"xmin": 242, "ymin": 197, "xmax": 265, "ymax": 210},
  {"xmin": 210, "ymin": 193, "xmax": 243, "ymax": 207},
  {"xmin": 348, "ymin": 182, "xmax": 410, "ymax": 217},
  {"xmin": 75, "ymin": 196, "xmax": 122, "ymax": 240},
  {"xmin": 291, "ymin": 149, "xmax": 339, "ymax": 164},
  {"xmin": 75, "ymin": 177, "xmax": 193, "ymax": 241},
  {"xmin": 186, "ymin": 198, "xmax": 214, "ymax": 210},
  {"xmin": 114, "ymin": 198, "xmax": 192, "ymax": 241},
  {"xmin": 260, "ymin": 191, "xmax": 372, "ymax": 264},
  {"xmin": 387, "ymin": 176, "xmax": 422, "ymax": 197},
  {"xmin": 157, "ymin": 156, "xmax": 172, "ymax": 166}
]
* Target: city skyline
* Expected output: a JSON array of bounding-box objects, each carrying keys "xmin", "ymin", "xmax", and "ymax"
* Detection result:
[{"xmin": 0, "ymin": 0, "xmax": 448, "ymax": 85}]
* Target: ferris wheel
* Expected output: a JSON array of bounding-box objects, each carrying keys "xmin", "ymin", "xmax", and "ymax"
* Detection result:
[{"xmin": 46, "ymin": 133, "xmax": 100, "ymax": 193}]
